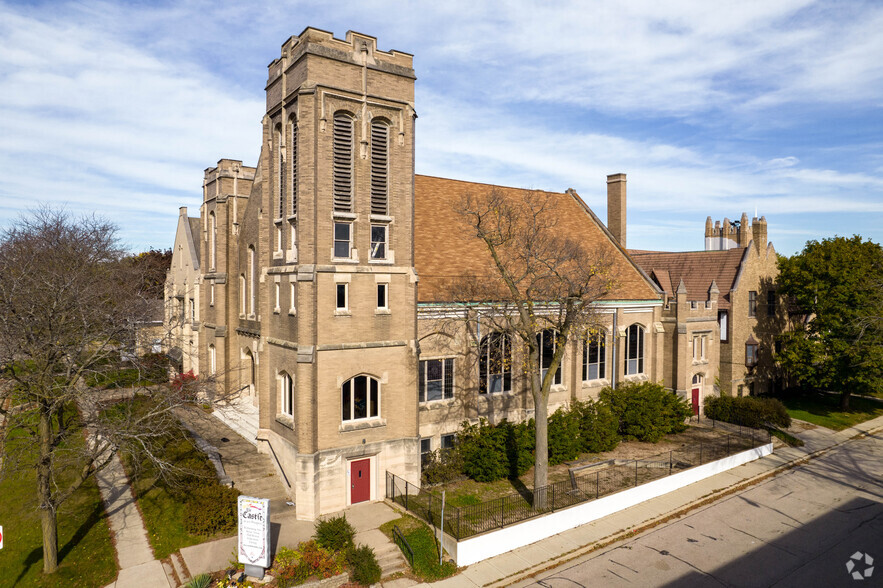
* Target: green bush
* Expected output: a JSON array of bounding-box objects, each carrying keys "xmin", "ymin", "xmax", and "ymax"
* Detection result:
[
  {"xmin": 548, "ymin": 408, "xmax": 581, "ymax": 465},
  {"xmin": 600, "ymin": 381, "xmax": 693, "ymax": 442},
  {"xmin": 314, "ymin": 514, "xmax": 355, "ymax": 552},
  {"xmin": 421, "ymin": 448, "xmax": 464, "ymax": 486},
  {"xmin": 275, "ymin": 540, "xmax": 343, "ymax": 586},
  {"xmin": 573, "ymin": 399, "xmax": 620, "ymax": 453},
  {"xmin": 183, "ymin": 484, "xmax": 239, "ymax": 536},
  {"xmin": 705, "ymin": 395, "xmax": 791, "ymax": 429},
  {"xmin": 346, "ymin": 544, "xmax": 382, "ymax": 585},
  {"xmin": 458, "ymin": 420, "xmax": 509, "ymax": 482},
  {"xmin": 501, "ymin": 419, "xmax": 533, "ymax": 477},
  {"xmin": 184, "ymin": 573, "xmax": 212, "ymax": 588}
]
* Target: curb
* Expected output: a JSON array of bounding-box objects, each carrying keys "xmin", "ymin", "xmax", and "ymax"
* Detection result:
[{"xmin": 486, "ymin": 422, "xmax": 883, "ymax": 588}]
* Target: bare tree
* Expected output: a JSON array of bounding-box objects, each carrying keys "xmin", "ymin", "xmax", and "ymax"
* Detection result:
[
  {"xmin": 0, "ymin": 207, "xmax": 207, "ymax": 574},
  {"xmin": 448, "ymin": 189, "xmax": 619, "ymax": 502}
]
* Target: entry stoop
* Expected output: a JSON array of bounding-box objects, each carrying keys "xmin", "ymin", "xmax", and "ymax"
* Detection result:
[{"xmin": 355, "ymin": 528, "xmax": 408, "ymax": 578}]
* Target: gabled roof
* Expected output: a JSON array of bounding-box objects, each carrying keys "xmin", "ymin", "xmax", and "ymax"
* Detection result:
[
  {"xmin": 414, "ymin": 175, "xmax": 662, "ymax": 304},
  {"xmin": 188, "ymin": 218, "xmax": 201, "ymax": 262},
  {"xmin": 628, "ymin": 248, "xmax": 748, "ymax": 309}
]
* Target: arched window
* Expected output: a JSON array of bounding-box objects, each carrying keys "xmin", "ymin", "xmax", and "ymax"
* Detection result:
[
  {"xmin": 248, "ymin": 246, "xmax": 255, "ymax": 316},
  {"xmin": 275, "ymin": 124, "xmax": 284, "ymax": 219},
  {"xmin": 583, "ymin": 330, "xmax": 606, "ymax": 381},
  {"xmin": 332, "ymin": 112, "xmax": 353, "ymax": 212},
  {"xmin": 341, "ymin": 375, "xmax": 380, "ymax": 421},
  {"xmin": 479, "ymin": 332, "xmax": 511, "ymax": 394},
  {"xmin": 239, "ymin": 274, "xmax": 246, "ymax": 315},
  {"xmin": 209, "ymin": 212, "xmax": 216, "ymax": 270},
  {"xmin": 280, "ymin": 372, "xmax": 293, "ymax": 417},
  {"xmin": 537, "ymin": 329, "xmax": 562, "ymax": 386},
  {"xmin": 289, "ymin": 115, "xmax": 298, "ymax": 217},
  {"xmin": 208, "ymin": 344, "xmax": 216, "ymax": 375},
  {"xmin": 625, "ymin": 324, "xmax": 645, "ymax": 375},
  {"xmin": 370, "ymin": 120, "xmax": 389, "ymax": 215}
]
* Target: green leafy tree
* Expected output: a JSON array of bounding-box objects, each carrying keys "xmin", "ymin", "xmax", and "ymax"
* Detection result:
[{"xmin": 777, "ymin": 236, "xmax": 883, "ymax": 409}]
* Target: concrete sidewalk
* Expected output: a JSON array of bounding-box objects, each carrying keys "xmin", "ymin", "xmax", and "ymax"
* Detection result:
[{"xmin": 420, "ymin": 414, "xmax": 883, "ymax": 588}]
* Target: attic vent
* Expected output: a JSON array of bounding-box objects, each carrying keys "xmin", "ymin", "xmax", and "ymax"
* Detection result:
[
  {"xmin": 370, "ymin": 121, "xmax": 389, "ymax": 215},
  {"xmin": 290, "ymin": 118, "xmax": 298, "ymax": 217},
  {"xmin": 332, "ymin": 112, "xmax": 354, "ymax": 212}
]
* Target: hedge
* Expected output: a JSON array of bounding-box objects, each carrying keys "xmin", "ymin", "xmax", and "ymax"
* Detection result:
[
  {"xmin": 600, "ymin": 381, "xmax": 693, "ymax": 442},
  {"xmin": 704, "ymin": 395, "xmax": 791, "ymax": 429}
]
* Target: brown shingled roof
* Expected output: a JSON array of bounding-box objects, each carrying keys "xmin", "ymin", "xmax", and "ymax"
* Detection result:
[
  {"xmin": 414, "ymin": 175, "xmax": 661, "ymax": 304},
  {"xmin": 628, "ymin": 248, "xmax": 748, "ymax": 309}
]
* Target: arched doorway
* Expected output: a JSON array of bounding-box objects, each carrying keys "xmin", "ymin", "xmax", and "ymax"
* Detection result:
[{"xmin": 691, "ymin": 374, "xmax": 703, "ymax": 416}]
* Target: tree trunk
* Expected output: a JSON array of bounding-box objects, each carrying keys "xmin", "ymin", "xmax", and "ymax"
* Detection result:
[
  {"xmin": 38, "ymin": 405, "xmax": 58, "ymax": 573},
  {"xmin": 533, "ymin": 393, "xmax": 549, "ymax": 509},
  {"xmin": 840, "ymin": 390, "xmax": 851, "ymax": 411}
]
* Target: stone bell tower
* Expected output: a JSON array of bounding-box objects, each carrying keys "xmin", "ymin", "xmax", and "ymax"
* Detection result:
[{"xmin": 258, "ymin": 28, "xmax": 420, "ymax": 519}]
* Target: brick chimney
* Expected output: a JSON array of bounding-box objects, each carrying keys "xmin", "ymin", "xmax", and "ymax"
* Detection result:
[{"xmin": 607, "ymin": 173, "xmax": 627, "ymax": 248}]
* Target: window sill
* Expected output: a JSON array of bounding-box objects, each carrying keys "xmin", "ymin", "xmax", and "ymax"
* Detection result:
[
  {"xmin": 332, "ymin": 257, "xmax": 359, "ymax": 264},
  {"xmin": 692, "ymin": 359, "xmax": 708, "ymax": 366},
  {"xmin": 334, "ymin": 310, "xmax": 351, "ymax": 317},
  {"xmin": 375, "ymin": 308, "xmax": 391, "ymax": 315},
  {"xmin": 273, "ymin": 251, "xmax": 283, "ymax": 260},
  {"xmin": 623, "ymin": 373, "xmax": 649, "ymax": 382},
  {"xmin": 370, "ymin": 214, "xmax": 393, "ymax": 222},
  {"xmin": 333, "ymin": 211, "xmax": 358, "ymax": 220},
  {"xmin": 275, "ymin": 414, "xmax": 294, "ymax": 430},
  {"xmin": 339, "ymin": 418, "xmax": 386, "ymax": 433},
  {"xmin": 288, "ymin": 308, "xmax": 296, "ymax": 316},
  {"xmin": 419, "ymin": 397, "xmax": 456, "ymax": 409},
  {"xmin": 582, "ymin": 378, "xmax": 610, "ymax": 388},
  {"xmin": 478, "ymin": 390, "xmax": 515, "ymax": 397},
  {"xmin": 285, "ymin": 250, "xmax": 297, "ymax": 264}
]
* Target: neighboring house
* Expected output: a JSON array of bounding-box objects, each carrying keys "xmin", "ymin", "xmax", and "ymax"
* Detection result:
[
  {"xmin": 165, "ymin": 207, "xmax": 202, "ymax": 375},
  {"xmin": 168, "ymin": 27, "xmax": 780, "ymax": 520},
  {"xmin": 630, "ymin": 214, "xmax": 782, "ymax": 399}
]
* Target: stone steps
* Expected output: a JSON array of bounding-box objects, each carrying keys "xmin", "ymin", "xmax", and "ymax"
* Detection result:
[
  {"xmin": 211, "ymin": 400, "xmax": 260, "ymax": 446},
  {"xmin": 375, "ymin": 541, "xmax": 409, "ymax": 577}
]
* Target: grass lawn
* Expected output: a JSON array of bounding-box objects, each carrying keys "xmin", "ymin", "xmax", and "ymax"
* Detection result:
[
  {"xmin": 781, "ymin": 392, "xmax": 883, "ymax": 430},
  {"xmin": 0, "ymin": 429, "xmax": 116, "ymax": 588},
  {"xmin": 379, "ymin": 515, "xmax": 457, "ymax": 582},
  {"xmin": 119, "ymin": 398, "xmax": 236, "ymax": 559}
]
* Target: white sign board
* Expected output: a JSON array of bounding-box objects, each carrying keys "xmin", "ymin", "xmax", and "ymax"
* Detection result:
[{"xmin": 238, "ymin": 496, "xmax": 270, "ymax": 569}]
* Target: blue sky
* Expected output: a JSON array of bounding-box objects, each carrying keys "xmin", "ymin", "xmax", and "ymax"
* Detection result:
[{"xmin": 1, "ymin": 0, "xmax": 882, "ymax": 256}]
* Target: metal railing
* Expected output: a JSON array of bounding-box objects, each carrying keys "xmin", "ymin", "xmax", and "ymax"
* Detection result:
[
  {"xmin": 388, "ymin": 427, "xmax": 770, "ymax": 540},
  {"xmin": 391, "ymin": 525, "xmax": 414, "ymax": 567}
]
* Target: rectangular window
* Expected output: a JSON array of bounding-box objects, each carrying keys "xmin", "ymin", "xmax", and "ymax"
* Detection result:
[
  {"xmin": 189, "ymin": 298, "xmax": 195, "ymax": 322},
  {"xmin": 748, "ymin": 291, "xmax": 757, "ymax": 317},
  {"xmin": 376, "ymin": 283, "xmax": 388, "ymax": 310},
  {"xmin": 336, "ymin": 283, "xmax": 348, "ymax": 311},
  {"xmin": 767, "ymin": 290, "xmax": 777, "ymax": 316},
  {"xmin": 419, "ymin": 358, "xmax": 454, "ymax": 402},
  {"xmin": 370, "ymin": 224, "xmax": 387, "ymax": 260},
  {"xmin": 746, "ymin": 343, "xmax": 758, "ymax": 366},
  {"xmin": 583, "ymin": 332, "xmax": 606, "ymax": 381},
  {"xmin": 333, "ymin": 222, "xmax": 351, "ymax": 259},
  {"xmin": 718, "ymin": 310, "xmax": 728, "ymax": 342},
  {"xmin": 441, "ymin": 434, "xmax": 455, "ymax": 450}
]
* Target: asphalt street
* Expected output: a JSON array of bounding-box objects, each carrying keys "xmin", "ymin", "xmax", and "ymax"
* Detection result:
[{"xmin": 522, "ymin": 432, "xmax": 883, "ymax": 588}]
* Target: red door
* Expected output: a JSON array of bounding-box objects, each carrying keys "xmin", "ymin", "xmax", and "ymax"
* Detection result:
[
  {"xmin": 691, "ymin": 387, "xmax": 700, "ymax": 416},
  {"xmin": 351, "ymin": 459, "xmax": 370, "ymax": 504}
]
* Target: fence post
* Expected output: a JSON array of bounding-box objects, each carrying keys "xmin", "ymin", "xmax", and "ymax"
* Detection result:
[
  {"xmin": 405, "ymin": 481, "xmax": 409, "ymax": 511},
  {"xmin": 457, "ymin": 507, "xmax": 461, "ymax": 540},
  {"xmin": 635, "ymin": 460, "xmax": 638, "ymax": 486},
  {"xmin": 700, "ymin": 443, "xmax": 703, "ymax": 464},
  {"xmin": 669, "ymin": 451, "xmax": 672, "ymax": 475},
  {"xmin": 500, "ymin": 497, "xmax": 505, "ymax": 529},
  {"xmin": 727, "ymin": 434, "xmax": 730, "ymax": 455},
  {"xmin": 596, "ymin": 471, "xmax": 599, "ymax": 499},
  {"xmin": 551, "ymin": 484, "xmax": 556, "ymax": 511}
]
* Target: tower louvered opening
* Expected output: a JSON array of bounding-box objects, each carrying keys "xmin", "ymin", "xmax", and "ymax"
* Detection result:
[
  {"xmin": 296, "ymin": 119, "xmax": 297, "ymax": 216},
  {"xmin": 370, "ymin": 121, "xmax": 389, "ymax": 215},
  {"xmin": 333, "ymin": 113, "xmax": 354, "ymax": 212}
]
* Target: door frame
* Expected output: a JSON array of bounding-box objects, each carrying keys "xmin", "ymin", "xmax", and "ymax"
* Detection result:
[{"xmin": 347, "ymin": 455, "xmax": 376, "ymax": 506}]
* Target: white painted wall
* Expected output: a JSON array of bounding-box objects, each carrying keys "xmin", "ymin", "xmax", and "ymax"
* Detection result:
[{"xmin": 454, "ymin": 443, "xmax": 773, "ymax": 566}]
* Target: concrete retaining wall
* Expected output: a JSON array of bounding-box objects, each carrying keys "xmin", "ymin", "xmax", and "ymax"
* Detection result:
[{"xmin": 451, "ymin": 442, "xmax": 773, "ymax": 566}]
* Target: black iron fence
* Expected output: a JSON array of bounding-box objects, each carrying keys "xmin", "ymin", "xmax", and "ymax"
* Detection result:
[{"xmin": 387, "ymin": 427, "xmax": 770, "ymax": 540}]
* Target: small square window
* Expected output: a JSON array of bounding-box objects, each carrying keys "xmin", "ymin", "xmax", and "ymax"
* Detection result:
[
  {"xmin": 370, "ymin": 224, "xmax": 387, "ymax": 260},
  {"xmin": 333, "ymin": 222, "xmax": 351, "ymax": 259},
  {"xmin": 377, "ymin": 283, "xmax": 388, "ymax": 310},
  {"xmin": 336, "ymin": 283, "xmax": 348, "ymax": 311},
  {"xmin": 441, "ymin": 434, "xmax": 455, "ymax": 450}
]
